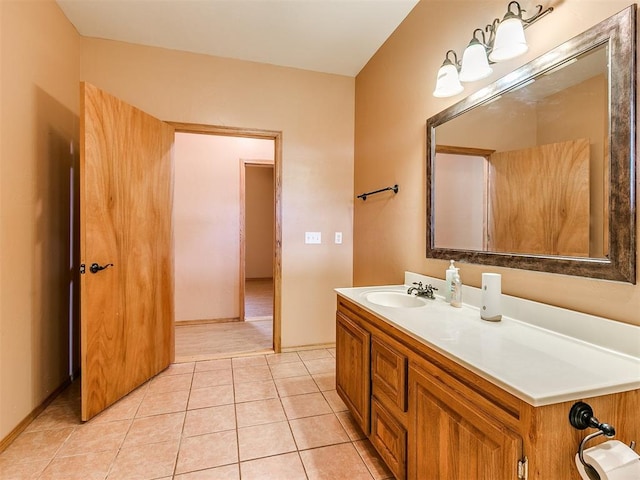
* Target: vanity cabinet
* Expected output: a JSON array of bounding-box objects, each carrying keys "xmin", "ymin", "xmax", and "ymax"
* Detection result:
[{"xmin": 335, "ymin": 295, "xmax": 640, "ymax": 480}]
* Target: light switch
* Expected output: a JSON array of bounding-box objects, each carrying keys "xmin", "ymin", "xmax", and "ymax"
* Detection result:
[
  {"xmin": 305, "ymin": 232, "xmax": 322, "ymax": 244},
  {"xmin": 335, "ymin": 232, "xmax": 343, "ymax": 244}
]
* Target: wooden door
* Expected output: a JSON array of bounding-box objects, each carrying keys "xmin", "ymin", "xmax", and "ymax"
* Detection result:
[
  {"xmin": 487, "ymin": 139, "xmax": 590, "ymax": 256},
  {"xmin": 408, "ymin": 366, "xmax": 522, "ymax": 480},
  {"xmin": 80, "ymin": 82, "xmax": 175, "ymax": 421},
  {"xmin": 336, "ymin": 310, "xmax": 371, "ymax": 434}
]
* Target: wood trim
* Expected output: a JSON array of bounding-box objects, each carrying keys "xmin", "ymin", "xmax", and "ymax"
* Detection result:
[
  {"xmin": 168, "ymin": 122, "xmax": 283, "ymax": 353},
  {"xmin": 435, "ymin": 144, "xmax": 495, "ymax": 156},
  {"xmin": 239, "ymin": 161, "xmax": 246, "ymax": 322},
  {"xmin": 0, "ymin": 378, "xmax": 72, "ymax": 453},
  {"xmin": 175, "ymin": 317, "xmax": 241, "ymax": 326}
]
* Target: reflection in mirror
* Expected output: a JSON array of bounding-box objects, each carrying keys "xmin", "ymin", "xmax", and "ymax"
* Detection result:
[
  {"xmin": 426, "ymin": 6, "xmax": 636, "ymax": 283},
  {"xmin": 434, "ymin": 44, "xmax": 608, "ymax": 258}
]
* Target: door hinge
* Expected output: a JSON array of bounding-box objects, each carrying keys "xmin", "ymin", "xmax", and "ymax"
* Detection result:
[
  {"xmin": 517, "ymin": 457, "xmax": 528, "ymax": 480},
  {"xmin": 80, "ymin": 264, "xmax": 86, "ymax": 275}
]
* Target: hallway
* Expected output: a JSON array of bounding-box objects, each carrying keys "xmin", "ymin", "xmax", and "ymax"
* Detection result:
[
  {"xmin": 0, "ymin": 348, "xmax": 392, "ymax": 479},
  {"xmin": 175, "ymin": 278, "xmax": 274, "ymax": 362}
]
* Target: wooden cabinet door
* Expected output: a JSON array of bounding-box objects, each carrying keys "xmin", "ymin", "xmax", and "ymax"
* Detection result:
[
  {"xmin": 336, "ymin": 311, "xmax": 371, "ymax": 434},
  {"xmin": 80, "ymin": 82, "xmax": 175, "ymax": 421},
  {"xmin": 408, "ymin": 365, "xmax": 522, "ymax": 480}
]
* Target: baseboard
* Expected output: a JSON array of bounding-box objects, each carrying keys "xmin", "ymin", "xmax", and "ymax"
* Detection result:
[
  {"xmin": 175, "ymin": 317, "xmax": 240, "ymax": 326},
  {"xmin": 282, "ymin": 342, "xmax": 336, "ymax": 352},
  {"xmin": 0, "ymin": 377, "xmax": 72, "ymax": 454}
]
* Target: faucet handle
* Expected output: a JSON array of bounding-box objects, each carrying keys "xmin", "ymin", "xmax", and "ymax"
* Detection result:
[{"xmin": 413, "ymin": 281, "xmax": 423, "ymax": 288}]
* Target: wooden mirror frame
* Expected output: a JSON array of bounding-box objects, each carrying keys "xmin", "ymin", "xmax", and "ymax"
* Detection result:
[{"xmin": 426, "ymin": 6, "xmax": 637, "ymax": 283}]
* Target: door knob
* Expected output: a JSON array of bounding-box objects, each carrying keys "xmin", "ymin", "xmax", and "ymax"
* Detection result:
[{"xmin": 90, "ymin": 263, "xmax": 114, "ymax": 274}]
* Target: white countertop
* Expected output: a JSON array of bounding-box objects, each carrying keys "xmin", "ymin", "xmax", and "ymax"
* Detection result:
[{"xmin": 335, "ymin": 281, "xmax": 640, "ymax": 407}]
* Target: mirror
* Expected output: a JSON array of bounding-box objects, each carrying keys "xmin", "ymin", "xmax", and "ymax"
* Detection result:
[{"xmin": 426, "ymin": 6, "xmax": 636, "ymax": 283}]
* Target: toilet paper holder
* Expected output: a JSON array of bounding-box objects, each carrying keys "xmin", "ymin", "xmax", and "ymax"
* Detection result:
[{"xmin": 569, "ymin": 401, "xmax": 636, "ymax": 480}]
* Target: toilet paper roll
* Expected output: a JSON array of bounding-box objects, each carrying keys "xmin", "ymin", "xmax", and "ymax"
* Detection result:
[
  {"xmin": 481, "ymin": 273, "xmax": 502, "ymax": 321},
  {"xmin": 575, "ymin": 440, "xmax": 640, "ymax": 480}
]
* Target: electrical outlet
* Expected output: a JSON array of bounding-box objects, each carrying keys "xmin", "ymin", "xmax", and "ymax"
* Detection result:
[
  {"xmin": 305, "ymin": 232, "xmax": 322, "ymax": 244},
  {"xmin": 335, "ymin": 232, "xmax": 343, "ymax": 244}
]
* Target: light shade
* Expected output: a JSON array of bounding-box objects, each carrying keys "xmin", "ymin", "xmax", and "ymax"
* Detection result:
[
  {"xmin": 459, "ymin": 39, "xmax": 493, "ymax": 82},
  {"xmin": 489, "ymin": 15, "xmax": 528, "ymax": 62},
  {"xmin": 433, "ymin": 60, "xmax": 463, "ymax": 98}
]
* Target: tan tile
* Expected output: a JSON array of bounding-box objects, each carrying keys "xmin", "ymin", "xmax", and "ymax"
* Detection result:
[
  {"xmin": 183, "ymin": 404, "xmax": 236, "ymax": 437},
  {"xmin": 354, "ymin": 439, "xmax": 394, "ymax": 480},
  {"xmin": 281, "ymin": 392, "xmax": 332, "ymax": 420},
  {"xmin": 323, "ymin": 389, "xmax": 348, "ymax": 412},
  {"xmin": 195, "ymin": 358, "xmax": 232, "ymax": 372},
  {"xmin": 302, "ymin": 357, "xmax": 335, "ymax": 375},
  {"xmin": 274, "ymin": 375, "xmax": 319, "ymax": 397},
  {"xmin": 289, "ymin": 413, "xmax": 349, "ymax": 450},
  {"xmin": 300, "ymin": 443, "xmax": 373, "ymax": 480},
  {"xmin": 107, "ymin": 440, "xmax": 179, "ymax": 480},
  {"xmin": 312, "ymin": 372, "xmax": 336, "ymax": 392},
  {"xmin": 58, "ymin": 419, "xmax": 130, "ymax": 456},
  {"xmin": 232, "ymin": 355, "xmax": 267, "ymax": 367},
  {"xmin": 1, "ymin": 427, "xmax": 74, "ymax": 464},
  {"xmin": 192, "ymin": 368, "xmax": 233, "ymax": 389},
  {"xmin": 237, "ymin": 421, "xmax": 296, "ymax": 461},
  {"xmin": 148, "ymin": 373, "xmax": 193, "ymax": 393},
  {"xmin": 50, "ymin": 381, "xmax": 81, "ymax": 406},
  {"xmin": 0, "ymin": 457, "xmax": 48, "ymax": 479},
  {"xmin": 158, "ymin": 362, "xmax": 195, "ymax": 376},
  {"xmin": 136, "ymin": 389, "xmax": 189, "ymax": 417},
  {"xmin": 175, "ymin": 430, "xmax": 238, "ymax": 474},
  {"xmin": 297, "ymin": 349, "xmax": 333, "ymax": 361},
  {"xmin": 39, "ymin": 449, "xmax": 116, "ymax": 480},
  {"xmin": 188, "ymin": 385, "xmax": 234, "ymax": 410},
  {"xmin": 24, "ymin": 402, "xmax": 81, "ymax": 432},
  {"xmin": 123, "ymin": 412, "xmax": 185, "ymax": 446},
  {"xmin": 174, "ymin": 463, "xmax": 239, "ymax": 479},
  {"xmin": 233, "ymin": 380, "xmax": 278, "ymax": 403},
  {"xmin": 269, "ymin": 361, "xmax": 309, "ymax": 379},
  {"xmin": 235, "ymin": 398, "xmax": 286, "ymax": 427},
  {"xmin": 336, "ymin": 411, "xmax": 367, "ymax": 441},
  {"xmin": 265, "ymin": 352, "xmax": 300, "ymax": 365},
  {"xmin": 240, "ymin": 452, "xmax": 306, "ymax": 479},
  {"xmin": 232, "ymin": 365, "xmax": 272, "ymax": 384},
  {"xmin": 92, "ymin": 385, "xmax": 148, "ymax": 423},
  {"xmin": 328, "ymin": 348, "xmax": 336, "ymax": 357}
]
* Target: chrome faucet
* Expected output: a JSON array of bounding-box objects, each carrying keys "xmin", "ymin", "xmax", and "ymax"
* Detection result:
[{"xmin": 407, "ymin": 282, "xmax": 438, "ymax": 299}]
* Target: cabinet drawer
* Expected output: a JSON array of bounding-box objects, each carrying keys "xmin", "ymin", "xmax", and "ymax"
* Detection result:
[
  {"xmin": 372, "ymin": 337, "xmax": 407, "ymax": 415},
  {"xmin": 371, "ymin": 398, "xmax": 407, "ymax": 480}
]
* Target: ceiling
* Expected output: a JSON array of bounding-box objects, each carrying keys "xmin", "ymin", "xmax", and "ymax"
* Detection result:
[{"xmin": 56, "ymin": 0, "xmax": 419, "ymax": 77}]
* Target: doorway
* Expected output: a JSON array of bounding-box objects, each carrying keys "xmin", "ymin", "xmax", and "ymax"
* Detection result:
[
  {"xmin": 240, "ymin": 161, "xmax": 275, "ymax": 328},
  {"xmin": 172, "ymin": 124, "xmax": 282, "ymax": 361}
]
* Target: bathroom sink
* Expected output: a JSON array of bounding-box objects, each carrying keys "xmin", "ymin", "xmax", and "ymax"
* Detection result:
[{"xmin": 364, "ymin": 291, "xmax": 427, "ymax": 308}]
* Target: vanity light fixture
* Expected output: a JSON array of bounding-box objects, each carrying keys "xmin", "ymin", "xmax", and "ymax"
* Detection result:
[
  {"xmin": 433, "ymin": 50, "xmax": 464, "ymax": 98},
  {"xmin": 459, "ymin": 29, "xmax": 493, "ymax": 82},
  {"xmin": 433, "ymin": 1, "xmax": 553, "ymax": 98}
]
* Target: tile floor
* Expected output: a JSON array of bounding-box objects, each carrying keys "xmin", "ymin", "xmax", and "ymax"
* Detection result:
[{"xmin": 0, "ymin": 348, "xmax": 393, "ymax": 480}]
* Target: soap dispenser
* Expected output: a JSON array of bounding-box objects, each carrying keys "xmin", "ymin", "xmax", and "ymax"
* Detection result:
[
  {"xmin": 451, "ymin": 268, "xmax": 462, "ymax": 308},
  {"xmin": 445, "ymin": 260, "xmax": 456, "ymax": 303}
]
